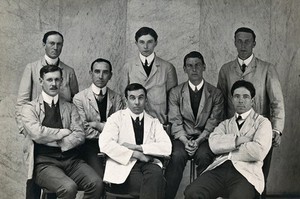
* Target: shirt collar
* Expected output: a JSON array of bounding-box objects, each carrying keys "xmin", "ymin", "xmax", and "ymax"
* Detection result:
[
  {"xmin": 238, "ymin": 54, "xmax": 254, "ymax": 66},
  {"xmin": 139, "ymin": 52, "xmax": 155, "ymax": 65},
  {"xmin": 188, "ymin": 80, "xmax": 204, "ymax": 91},
  {"xmin": 44, "ymin": 54, "xmax": 59, "ymax": 65},
  {"xmin": 41, "ymin": 91, "xmax": 58, "ymax": 107},
  {"xmin": 235, "ymin": 108, "xmax": 252, "ymax": 120},
  {"xmin": 91, "ymin": 83, "xmax": 107, "ymax": 95},
  {"xmin": 129, "ymin": 109, "xmax": 144, "ymax": 121}
]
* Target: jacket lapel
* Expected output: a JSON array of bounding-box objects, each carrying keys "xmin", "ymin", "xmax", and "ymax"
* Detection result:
[
  {"xmin": 123, "ymin": 109, "xmax": 136, "ymax": 144},
  {"xmin": 244, "ymin": 56, "xmax": 257, "ymax": 75},
  {"xmin": 182, "ymin": 82, "xmax": 195, "ymax": 121},
  {"xmin": 146, "ymin": 57, "xmax": 158, "ymax": 83},
  {"xmin": 87, "ymin": 86, "xmax": 99, "ymax": 114},
  {"xmin": 135, "ymin": 56, "xmax": 148, "ymax": 79},
  {"xmin": 107, "ymin": 88, "xmax": 114, "ymax": 116},
  {"xmin": 195, "ymin": 82, "xmax": 209, "ymax": 123},
  {"xmin": 38, "ymin": 95, "xmax": 45, "ymax": 121}
]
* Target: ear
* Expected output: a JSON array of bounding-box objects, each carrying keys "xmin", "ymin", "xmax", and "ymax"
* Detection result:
[
  {"xmin": 253, "ymin": 41, "xmax": 256, "ymax": 47},
  {"xmin": 39, "ymin": 77, "xmax": 43, "ymax": 85},
  {"xmin": 183, "ymin": 66, "xmax": 187, "ymax": 73},
  {"xmin": 203, "ymin": 64, "xmax": 206, "ymax": 71}
]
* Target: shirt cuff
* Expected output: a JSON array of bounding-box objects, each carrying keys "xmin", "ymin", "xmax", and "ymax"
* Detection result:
[{"xmin": 273, "ymin": 129, "xmax": 282, "ymax": 136}]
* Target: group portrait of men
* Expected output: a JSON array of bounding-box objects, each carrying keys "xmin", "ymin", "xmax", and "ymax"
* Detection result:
[{"xmin": 15, "ymin": 26, "xmax": 284, "ymax": 199}]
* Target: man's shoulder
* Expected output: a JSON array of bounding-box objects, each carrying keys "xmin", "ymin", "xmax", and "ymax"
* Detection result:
[
  {"xmin": 221, "ymin": 59, "xmax": 237, "ymax": 69},
  {"xmin": 107, "ymin": 87, "xmax": 121, "ymax": 97},
  {"xmin": 155, "ymin": 56, "xmax": 174, "ymax": 67},
  {"xmin": 59, "ymin": 61, "xmax": 75, "ymax": 72},
  {"xmin": 74, "ymin": 87, "xmax": 90, "ymax": 98},
  {"xmin": 204, "ymin": 81, "xmax": 222, "ymax": 95}
]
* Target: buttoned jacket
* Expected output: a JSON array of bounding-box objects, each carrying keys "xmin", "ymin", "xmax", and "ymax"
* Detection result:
[
  {"xmin": 120, "ymin": 55, "xmax": 178, "ymax": 124},
  {"xmin": 168, "ymin": 81, "xmax": 224, "ymax": 140},
  {"xmin": 16, "ymin": 57, "xmax": 79, "ymax": 133},
  {"xmin": 217, "ymin": 56, "xmax": 285, "ymax": 132},
  {"xmin": 99, "ymin": 108, "xmax": 172, "ymax": 184},
  {"xmin": 73, "ymin": 85, "xmax": 123, "ymax": 139},
  {"xmin": 207, "ymin": 109, "xmax": 272, "ymax": 194},
  {"xmin": 21, "ymin": 94, "xmax": 84, "ymax": 179}
]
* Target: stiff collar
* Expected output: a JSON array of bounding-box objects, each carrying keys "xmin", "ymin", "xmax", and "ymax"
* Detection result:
[
  {"xmin": 139, "ymin": 52, "xmax": 155, "ymax": 65},
  {"xmin": 128, "ymin": 109, "xmax": 144, "ymax": 121},
  {"xmin": 91, "ymin": 83, "xmax": 107, "ymax": 95},
  {"xmin": 238, "ymin": 54, "xmax": 254, "ymax": 66},
  {"xmin": 235, "ymin": 108, "xmax": 252, "ymax": 120},
  {"xmin": 188, "ymin": 80, "xmax": 204, "ymax": 92},
  {"xmin": 41, "ymin": 91, "xmax": 58, "ymax": 107},
  {"xmin": 44, "ymin": 54, "xmax": 59, "ymax": 65}
]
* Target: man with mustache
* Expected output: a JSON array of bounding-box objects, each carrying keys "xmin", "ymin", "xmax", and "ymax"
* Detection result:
[
  {"xmin": 165, "ymin": 51, "xmax": 224, "ymax": 199},
  {"xmin": 73, "ymin": 58, "xmax": 123, "ymax": 178},
  {"xmin": 15, "ymin": 31, "xmax": 79, "ymax": 198},
  {"xmin": 119, "ymin": 27, "xmax": 178, "ymax": 125},
  {"xmin": 21, "ymin": 65, "xmax": 103, "ymax": 199}
]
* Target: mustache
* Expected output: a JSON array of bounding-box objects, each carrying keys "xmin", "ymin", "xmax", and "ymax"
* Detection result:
[{"xmin": 50, "ymin": 86, "xmax": 58, "ymax": 90}]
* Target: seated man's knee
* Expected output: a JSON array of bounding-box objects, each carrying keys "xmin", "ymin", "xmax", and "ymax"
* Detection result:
[{"xmin": 56, "ymin": 181, "xmax": 78, "ymax": 198}]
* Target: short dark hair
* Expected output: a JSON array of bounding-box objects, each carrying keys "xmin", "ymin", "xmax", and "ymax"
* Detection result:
[
  {"xmin": 40, "ymin": 65, "xmax": 62, "ymax": 78},
  {"xmin": 90, "ymin": 58, "xmax": 112, "ymax": 72},
  {"xmin": 234, "ymin": 27, "xmax": 256, "ymax": 42},
  {"xmin": 42, "ymin": 31, "xmax": 64, "ymax": 44},
  {"xmin": 231, "ymin": 80, "xmax": 256, "ymax": 98},
  {"xmin": 135, "ymin": 27, "xmax": 158, "ymax": 42},
  {"xmin": 183, "ymin": 51, "xmax": 205, "ymax": 66},
  {"xmin": 125, "ymin": 83, "xmax": 147, "ymax": 98}
]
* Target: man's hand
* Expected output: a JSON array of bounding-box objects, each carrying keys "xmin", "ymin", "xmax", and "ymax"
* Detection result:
[
  {"xmin": 85, "ymin": 121, "xmax": 105, "ymax": 131},
  {"xmin": 185, "ymin": 139, "xmax": 198, "ymax": 156},
  {"xmin": 122, "ymin": 142, "xmax": 143, "ymax": 152},
  {"xmin": 272, "ymin": 130, "xmax": 281, "ymax": 147},
  {"xmin": 235, "ymin": 136, "xmax": 252, "ymax": 148},
  {"xmin": 132, "ymin": 151, "xmax": 153, "ymax": 162},
  {"xmin": 59, "ymin": 129, "xmax": 72, "ymax": 138}
]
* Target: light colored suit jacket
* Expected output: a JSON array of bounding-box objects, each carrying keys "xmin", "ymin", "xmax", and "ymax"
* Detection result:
[
  {"xmin": 169, "ymin": 81, "xmax": 224, "ymax": 139},
  {"xmin": 207, "ymin": 109, "xmax": 272, "ymax": 194},
  {"xmin": 73, "ymin": 85, "xmax": 123, "ymax": 139},
  {"xmin": 21, "ymin": 94, "xmax": 84, "ymax": 179},
  {"xmin": 16, "ymin": 57, "xmax": 79, "ymax": 133},
  {"xmin": 99, "ymin": 108, "xmax": 172, "ymax": 184},
  {"xmin": 120, "ymin": 55, "xmax": 178, "ymax": 124},
  {"xmin": 217, "ymin": 55, "xmax": 285, "ymax": 132}
]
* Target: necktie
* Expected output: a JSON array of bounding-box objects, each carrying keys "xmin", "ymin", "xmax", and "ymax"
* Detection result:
[
  {"xmin": 145, "ymin": 59, "xmax": 148, "ymax": 67},
  {"xmin": 135, "ymin": 117, "xmax": 140, "ymax": 126},
  {"xmin": 51, "ymin": 99, "xmax": 55, "ymax": 108},
  {"xmin": 241, "ymin": 63, "xmax": 246, "ymax": 73},
  {"xmin": 236, "ymin": 115, "xmax": 244, "ymax": 130},
  {"xmin": 96, "ymin": 90, "xmax": 105, "ymax": 102},
  {"xmin": 194, "ymin": 86, "xmax": 198, "ymax": 93}
]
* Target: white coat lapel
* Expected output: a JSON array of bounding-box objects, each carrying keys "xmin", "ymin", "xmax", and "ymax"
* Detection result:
[
  {"xmin": 123, "ymin": 109, "xmax": 137, "ymax": 144},
  {"xmin": 143, "ymin": 113, "xmax": 152, "ymax": 143}
]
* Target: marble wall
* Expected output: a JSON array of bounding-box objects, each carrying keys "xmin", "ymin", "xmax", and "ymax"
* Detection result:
[{"xmin": 0, "ymin": 0, "xmax": 299, "ymax": 198}]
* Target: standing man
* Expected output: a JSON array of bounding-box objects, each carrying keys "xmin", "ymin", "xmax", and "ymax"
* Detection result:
[
  {"xmin": 120, "ymin": 27, "xmax": 178, "ymax": 125},
  {"xmin": 21, "ymin": 65, "xmax": 103, "ymax": 199},
  {"xmin": 99, "ymin": 83, "xmax": 172, "ymax": 199},
  {"xmin": 165, "ymin": 51, "xmax": 224, "ymax": 199},
  {"xmin": 185, "ymin": 80, "xmax": 272, "ymax": 199},
  {"xmin": 15, "ymin": 30, "xmax": 79, "ymax": 198},
  {"xmin": 73, "ymin": 58, "xmax": 123, "ymax": 178},
  {"xmin": 217, "ymin": 27, "xmax": 285, "ymax": 189}
]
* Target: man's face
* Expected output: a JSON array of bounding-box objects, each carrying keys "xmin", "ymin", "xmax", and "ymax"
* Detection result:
[
  {"xmin": 234, "ymin": 32, "xmax": 256, "ymax": 60},
  {"xmin": 232, "ymin": 87, "xmax": 254, "ymax": 114},
  {"xmin": 135, "ymin": 34, "xmax": 157, "ymax": 57},
  {"xmin": 44, "ymin": 34, "xmax": 63, "ymax": 59},
  {"xmin": 90, "ymin": 62, "xmax": 112, "ymax": 88},
  {"xmin": 126, "ymin": 89, "xmax": 147, "ymax": 114},
  {"xmin": 184, "ymin": 57, "xmax": 205, "ymax": 85},
  {"xmin": 39, "ymin": 71, "xmax": 62, "ymax": 97}
]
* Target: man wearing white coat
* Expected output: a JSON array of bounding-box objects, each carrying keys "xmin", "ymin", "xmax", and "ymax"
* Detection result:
[
  {"xmin": 185, "ymin": 80, "xmax": 272, "ymax": 199},
  {"xmin": 99, "ymin": 83, "xmax": 172, "ymax": 199}
]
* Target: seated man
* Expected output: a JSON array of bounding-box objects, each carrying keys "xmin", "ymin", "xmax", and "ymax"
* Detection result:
[
  {"xmin": 99, "ymin": 83, "xmax": 172, "ymax": 199},
  {"xmin": 73, "ymin": 58, "xmax": 123, "ymax": 178},
  {"xmin": 21, "ymin": 65, "xmax": 103, "ymax": 199},
  {"xmin": 184, "ymin": 80, "xmax": 272, "ymax": 199},
  {"xmin": 165, "ymin": 51, "xmax": 224, "ymax": 199}
]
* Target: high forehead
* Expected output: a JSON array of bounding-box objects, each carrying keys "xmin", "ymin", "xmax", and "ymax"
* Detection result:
[
  {"xmin": 92, "ymin": 62, "xmax": 110, "ymax": 71},
  {"xmin": 127, "ymin": 89, "xmax": 146, "ymax": 96},
  {"xmin": 185, "ymin": 57, "xmax": 204, "ymax": 65},
  {"xmin": 233, "ymin": 87, "xmax": 251, "ymax": 95},
  {"xmin": 235, "ymin": 32, "xmax": 254, "ymax": 40},
  {"xmin": 43, "ymin": 71, "xmax": 62, "ymax": 79},
  {"xmin": 46, "ymin": 34, "xmax": 63, "ymax": 42},
  {"xmin": 137, "ymin": 34, "xmax": 156, "ymax": 41}
]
